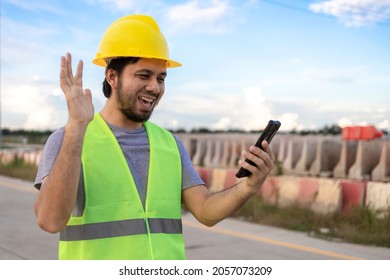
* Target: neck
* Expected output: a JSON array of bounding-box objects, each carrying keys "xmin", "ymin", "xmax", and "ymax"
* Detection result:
[{"xmin": 100, "ymin": 104, "xmax": 143, "ymax": 130}]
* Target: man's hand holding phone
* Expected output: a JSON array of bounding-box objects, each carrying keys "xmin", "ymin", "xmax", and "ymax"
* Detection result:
[{"xmin": 236, "ymin": 120, "xmax": 281, "ymax": 178}]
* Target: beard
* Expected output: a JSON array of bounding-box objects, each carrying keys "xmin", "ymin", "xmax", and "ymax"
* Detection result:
[{"xmin": 116, "ymin": 79, "xmax": 157, "ymax": 123}]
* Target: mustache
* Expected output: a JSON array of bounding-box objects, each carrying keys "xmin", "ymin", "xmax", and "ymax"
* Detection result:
[{"xmin": 141, "ymin": 91, "xmax": 159, "ymax": 98}]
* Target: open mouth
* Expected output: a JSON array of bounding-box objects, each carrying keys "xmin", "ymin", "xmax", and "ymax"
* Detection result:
[{"xmin": 138, "ymin": 95, "xmax": 156, "ymax": 109}]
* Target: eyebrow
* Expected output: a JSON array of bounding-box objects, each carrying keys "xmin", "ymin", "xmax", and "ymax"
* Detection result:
[{"xmin": 135, "ymin": 69, "xmax": 167, "ymax": 77}]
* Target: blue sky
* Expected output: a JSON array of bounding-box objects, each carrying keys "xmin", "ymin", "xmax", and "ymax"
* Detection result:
[{"xmin": 1, "ymin": 0, "xmax": 389, "ymax": 132}]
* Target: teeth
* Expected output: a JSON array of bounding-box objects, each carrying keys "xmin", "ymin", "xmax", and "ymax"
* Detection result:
[{"xmin": 140, "ymin": 96, "xmax": 155, "ymax": 103}]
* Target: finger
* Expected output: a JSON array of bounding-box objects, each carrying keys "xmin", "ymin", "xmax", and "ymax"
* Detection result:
[
  {"xmin": 66, "ymin": 52, "xmax": 74, "ymax": 80},
  {"xmin": 247, "ymin": 146, "xmax": 274, "ymax": 169},
  {"xmin": 74, "ymin": 59, "xmax": 83, "ymax": 88},
  {"xmin": 250, "ymin": 143, "xmax": 274, "ymax": 164},
  {"xmin": 60, "ymin": 55, "xmax": 71, "ymax": 92},
  {"xmin": 260, "ymin": 141, "xmax": 275, "ymax": 162},
  {"xmin": 239, "ymin": 159, "xmax": 261, "ymax": 177},
  {"xmin": 243, "ymin": 150, "xmax": 266, "ymax": 170},
  {"xmin": 84, "ymin": 88, "xmax": 92, "ymax": 99}
]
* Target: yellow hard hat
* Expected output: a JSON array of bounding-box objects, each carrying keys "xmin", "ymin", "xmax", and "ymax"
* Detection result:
[{"xmin": 93, "ymin": 14, "xmax": 181, "ymax": 68}]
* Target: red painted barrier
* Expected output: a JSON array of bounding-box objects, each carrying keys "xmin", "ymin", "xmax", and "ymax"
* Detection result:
[
  {"xmin": 259, "ymin": 177, "xmax": 280, "ymax": 205},
  {"xmin": 298, "ymin": 177, "xmax": 319, "ymax": 207},
  {"xmin": 342, "ymin": 125, "xmax": 383, "ymax": 140},
  {"xmin": 339, "ymin": 180, "xmax": 367, "ymax": 214},
  {"xmin": 194, "ymin": 166, "xmax": 213, "ymax": 187},
  {"xmin": 223, "ymin": 169, "xmax": 240, "ymax": 190}
]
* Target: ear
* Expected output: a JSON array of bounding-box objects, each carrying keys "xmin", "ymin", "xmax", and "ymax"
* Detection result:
[{"xmin": 105, "ymin": 68, "xmax": 118, "ymax": 89}]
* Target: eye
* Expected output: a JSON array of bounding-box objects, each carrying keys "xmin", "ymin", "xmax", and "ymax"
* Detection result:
[
  {"xmin": 157, "ymin": 77, "xmax": 165, "ymax": 83},
  {"xmin": 137, "ymin": 74, "xmax": 150, "ymax": 80}
]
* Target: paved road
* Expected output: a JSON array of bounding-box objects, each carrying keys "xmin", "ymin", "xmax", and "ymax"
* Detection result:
[{"xmin": 1, "ymin": 175, "xmax": 390, "ymax": 260}]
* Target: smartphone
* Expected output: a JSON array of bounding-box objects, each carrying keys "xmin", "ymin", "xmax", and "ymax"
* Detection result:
[{"xmin": 235, "ymin": 120, "xmax": 281, "ymax": 178}]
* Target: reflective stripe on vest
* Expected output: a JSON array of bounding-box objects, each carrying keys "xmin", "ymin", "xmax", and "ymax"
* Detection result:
[
  {"xmin": 59, "ymin": 113, "xmax": 185, "ymax": 260},
  {"xmin": 60, "ymin": 218, "xmax": 182, "ymax": 241}
]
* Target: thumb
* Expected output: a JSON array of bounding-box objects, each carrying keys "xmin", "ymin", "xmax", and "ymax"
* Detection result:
[{"xmin": 84, "ymin": 88, "xmax": 92, "ymax": 99}]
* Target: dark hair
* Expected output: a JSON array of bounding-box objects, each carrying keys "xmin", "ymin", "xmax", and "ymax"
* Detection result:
[{"xmin": 102, "ymin": 57, "xmax": 140, "ymax": 98}]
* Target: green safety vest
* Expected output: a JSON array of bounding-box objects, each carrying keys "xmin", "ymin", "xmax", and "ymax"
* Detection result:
[{"xmin": 58, "ymin": 113, "xmax": 185, "ymax": 260}]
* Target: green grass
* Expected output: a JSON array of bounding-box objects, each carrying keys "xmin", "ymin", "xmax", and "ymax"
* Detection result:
[
  {"xmin": 234, "ymin": 196, "xmax": 390, "ymax": 248},
  {"xmin": 0, "ymin": 158, "xmax": 38, "ymax": 182}
]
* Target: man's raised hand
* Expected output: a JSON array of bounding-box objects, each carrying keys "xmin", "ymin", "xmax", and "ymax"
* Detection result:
[{"xmin": 60, "ymin": 53, "xmax": 94, "ymax": 127}]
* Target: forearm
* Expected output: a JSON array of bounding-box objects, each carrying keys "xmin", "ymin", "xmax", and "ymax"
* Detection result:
[
  {"xmin": 193, "ymin": 181, "xmax": 258, "ymax": 227},
  {"xmin": 34, "ymin": 122, "xmax": 87, "ymax": 233},
  {"xmin": 185, "ymin": 143, "xmax": 274, "ymax": 227}
]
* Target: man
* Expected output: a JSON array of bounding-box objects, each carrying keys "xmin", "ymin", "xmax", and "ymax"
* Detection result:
[{"xmin": 34, "ymin": 14, "xmax": 275, "ymax": 260}]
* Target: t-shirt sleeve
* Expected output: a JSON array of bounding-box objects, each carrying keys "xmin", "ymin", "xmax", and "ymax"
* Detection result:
[
  {"xmin": 173, "ymin": 135, "xmax": 205, "ymax": 190},
  {"xmin": 34, "ymin": 128, "xmax": 65, "ymax": 190}
]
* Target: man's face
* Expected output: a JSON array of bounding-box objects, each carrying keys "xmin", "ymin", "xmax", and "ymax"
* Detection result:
[{"xmin": 116, "ymin": 58, "xmax": 167, "ymax": 123}]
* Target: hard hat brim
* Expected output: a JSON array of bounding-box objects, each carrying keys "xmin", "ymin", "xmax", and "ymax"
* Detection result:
[{"xmin": 92, "ymin": 56, "xmax": 182, "ymax": 68}]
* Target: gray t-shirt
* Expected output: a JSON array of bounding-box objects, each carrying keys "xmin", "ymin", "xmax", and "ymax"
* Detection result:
[{"xmin": 34, "ymin": 122, "xmax": 204, "ymax": 211}]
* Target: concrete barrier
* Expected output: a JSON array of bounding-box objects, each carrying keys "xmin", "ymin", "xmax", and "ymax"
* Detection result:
[
  {"xmin": 277, "ymin": 136, "xmax": 288, "ymax": 164},
  {"xmin": 348, "ymin": 140, "xmax": 382, "ymax": 180},
  {"xmin": 209, "ymin": 168, "xmax": 228, "ymax": 193},
  {"xmin": 213, "ymin": 139, "xmax": 225, "ymax": 167},
  {"xmin": 191, "ymin": 138, "xmax": 207, "ymax": 166},
  {"xmin": 310, "ymin": 179, "xmax": 342, "ymax": 215},
  {"xmin": 178, "ymin": 135, "xmax": 193, "ymax": 159},
  {"xmin": 297, "ymin": 177, "xmax": 319, "ymax": 208},
  {"xmin": 294, "ymin": 138, "xmax": 317, "ymax": 175},
  {"xmin": 203, "ymin": 139, "xmax": 216, "ymax": 167},
  {"xmin": 228, "ymin": 140, "xmax": 241, "ymax": 168},
  {"xmin": 207, "ymin": 168, "xmax": 241, "ymax": 193},
  {"xmin": 0, "ymin": 150, "xmax": 16, "ymax": 165},
  {"xmin": 283, "ymin": 137, "xmax": 303, "ymax": 174},
  {"xmin": 177, "ymin": 134, "xmax": 386, "ymax": 183},
  {"xmin": 310, "ymin": 138, "xmax": 342, "ymax": 177},
  {"xmin": 224, "ymin": 169, "xmax": 241, "ymax": 189},
  {"xmin": 333, "ymin": 141, "xmax": 358, "ymax": 178},
  {"xmin": 366, "ymin": 182, "xmax": 390, "ymax": 216},
  {"xmin": 194, "ymin": 166, "xmax": 213, "ymax": 187},
  {"xmin": 258, "ymin": 177, "xmax": 280, "ymax": 205},
  {"xmin": 269, "ymin": 135, "xmax": 281, "ymax": 162},
  {"xmin": 371, "ymin": 140, "xmax": 390, "ymax": 182},
  {"xmin": 194, "ymin": 167, "xmax": 387, "ymax": 218},
  {"xmin": 219, "ymin": 140, "xmax": 230, "ymax": 168},
  {"xmin": 277, "ymin": 176, "xmax": 300, "ymax": 207},
  {"xmin": 339, "ymin": 180, "xmax": 367, "ymax": 214}
]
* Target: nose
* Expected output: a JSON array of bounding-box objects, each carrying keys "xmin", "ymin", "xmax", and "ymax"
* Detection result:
[{"xmin": 145, "ymin": 78, "xmax": 160, "ymax": 93}]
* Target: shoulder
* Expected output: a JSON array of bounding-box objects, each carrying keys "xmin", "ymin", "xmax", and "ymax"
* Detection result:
[
  {"xmin": 44, "ymin": 127, "xmax": 65, "ymax": 149},
  {"xmin": 144, "ymin": 121, "xmax": 176, "ymax": 142},
  {"xmin": 144, "ymin": 121, "xmax": 187, "ymax": 153},
  {"xmin": 34, "ymin": 127, "xmax": 65, "ymax": 189}
]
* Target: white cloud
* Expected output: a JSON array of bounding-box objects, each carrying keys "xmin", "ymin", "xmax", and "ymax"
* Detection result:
[
  {"xmin": 278, "ymin": 113, "xmax": 299, "ymax": 131},
  {"xmin": 378, "ymin": 119, "xmax": 390, "ymax": 130},
  {"xmin": 243, "ymin": 86, "xmax": 273, "ymax": 130},
  {"xmin": 213, "ymin": 117, "xmax": 232, "ymax": 130},
  {"xmin": 309, "ymin": 0, "xmax": 390, "ymax": 27},
  {"xmin": 2, "ymin": 82, "xmax": 67, "ymax": 130},
  {"xmin": 337, "ymin": 117, "xmax": 353, "ymax": 127},
  {"xmin": 337, "ymin": 111, "xmax": 390, "ymax": 130},
  {"xmin": 154, "ymin": 85, "xmax": 287, "ymax": 131},
  {"xmin": 165, "ymin": 0, "xmax": 232, "ymax": 33}
]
